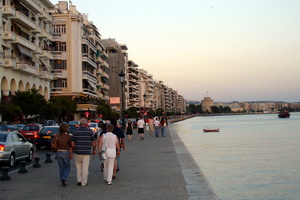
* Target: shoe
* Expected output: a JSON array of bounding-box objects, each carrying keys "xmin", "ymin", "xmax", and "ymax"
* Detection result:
[
  {"xmin": 100, "ymin": 163, "xmax": 104, "ymax": 172},
  {"xmin": 112, "ymin": 176, "xmax": 116, "ymax": 179},
  {"xmin": 82, "ymin": 183, "xmax": 88, "ymax": 187},
  {"xmin": 77, "ymin": 182, "xmax": 81, "ymax": 186},
  {"xmin": 142, "ymin": 137, "xmax": 144, "ymax": 140},
  {"xmin": 107, "ymin": 181, "xmax": 113, "ymax": 185},
  {"xmin": 61, "ymin": 179, "xmax": 67, "ymax": 186}
]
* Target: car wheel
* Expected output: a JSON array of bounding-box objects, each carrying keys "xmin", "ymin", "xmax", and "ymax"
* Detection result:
[
  {"xmin": 26, "ymin": 148, "xmax": 34, "ymax": 162},
  {"xmin": 8, "ymin": 153, "xmax": 15, "ymax": 168},
  {"xmin": 36, "ymin": 144, "xmax": 41, "ymax": 150}
]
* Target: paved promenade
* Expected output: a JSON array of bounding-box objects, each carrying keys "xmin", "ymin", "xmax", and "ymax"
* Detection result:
[{"xmin": 0, "ymin": 124, "xmax": 218, "ymax": 200}]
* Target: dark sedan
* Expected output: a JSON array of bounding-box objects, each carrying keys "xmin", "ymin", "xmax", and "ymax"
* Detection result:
[{"xmin": 35, "ymin": 126, "xmax": 59, "ymax": 150}]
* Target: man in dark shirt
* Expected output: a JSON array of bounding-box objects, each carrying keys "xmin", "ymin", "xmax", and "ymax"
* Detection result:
[
  {"xmin": 110, "ymin": 118, "xmax": 125, "ymax": 178},
  {"xmin": 71, "ymin": 118, "xmax": 96, "ymax": 186}
]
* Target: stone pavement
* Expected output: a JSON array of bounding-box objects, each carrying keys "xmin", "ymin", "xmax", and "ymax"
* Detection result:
[{"xmin": 0, "ymin": 124, "xmax": 218, "ymax": 200}]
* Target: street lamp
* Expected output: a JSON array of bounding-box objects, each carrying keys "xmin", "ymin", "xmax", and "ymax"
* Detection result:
[
  {"xmin": 118, "ymin": 70, "xmax": 125, "ymax": 131},
  {"xmin": 143, "ymin": 93, "xmax": 147, "ymax": 118}
]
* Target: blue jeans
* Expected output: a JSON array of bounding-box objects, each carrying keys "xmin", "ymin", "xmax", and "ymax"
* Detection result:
[
  {"xmin": 56, "ymin": 151, "xmax": 71, "ymax": 181},
  {"xmin": 161, "ymin": 126, "xmax": 165, "ymax": 136},
  {"xmin": 155, "ymin": 127, "xmax": 160, "ymax": 137}
]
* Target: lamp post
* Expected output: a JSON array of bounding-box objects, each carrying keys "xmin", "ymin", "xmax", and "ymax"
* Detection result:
[
  {"xmin": 118, "ymin": 70, "xmax": 125, "ymax": 131},
  {"xmin": 143, "ymin": 93, "xmax": 147, "ymax": 119}
]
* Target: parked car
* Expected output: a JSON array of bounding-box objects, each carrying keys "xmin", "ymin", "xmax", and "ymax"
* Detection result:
[
  {"xmin": 20, "ymin": 124, "xmax": 43, "ymax": 143},
  {"xmin": 35, "ymin": 126, "xmax": 60, "ymax": 150},
  {"xmin": 14, "ymin": 124, "xmax": 26, "ymax": 131},
  {"xmin": 68, "ymin": 121, "xmax": 80, "ymax": 134},
  {"xmin": 88, "ymin": 122, "xmax": 100, "ymax": 137},
  {"xmin": 0, "ymin": 125, "xmax": 19, "ymax": 131},
  {"xmin": 0, "ymin": 131, "xmax": 34, "ymax": 167}
]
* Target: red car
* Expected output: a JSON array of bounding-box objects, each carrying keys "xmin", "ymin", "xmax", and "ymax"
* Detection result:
[{"xmin": 20, "ymin": 124, "xmax": 43, "ymax": 143}]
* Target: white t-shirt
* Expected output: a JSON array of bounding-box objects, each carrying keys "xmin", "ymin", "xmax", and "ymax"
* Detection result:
[
  {"xmin": 153, "ymin": 120, "xmax": 160, "ymax": 127},
  {"xmin": 137, "ymin": 119, "xmax": 145, "ymax": 128}
]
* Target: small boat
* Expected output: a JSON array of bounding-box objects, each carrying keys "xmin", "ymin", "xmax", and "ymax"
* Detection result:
[
  {"xmin": 203, "ymin": 128, "xmax": 220, "ymax": 132},
  {"xmin": 278, "ymin": 110, "xmax": 290, "ymax": 118}
]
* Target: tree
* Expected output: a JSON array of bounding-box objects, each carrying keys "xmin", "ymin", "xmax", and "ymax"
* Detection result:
[
  {"xmin": 126, "ymin": 107, "xmax": 139, "ymax": 118},
  {"xmin": 49, "ymin": 96, "xmax": 77, "ymax": 121},
  {"xmin": 10, "ymin": 89, "xmax": 46, "ymax": 121},
  {"xmin": 155, "ymin": 108, "xmax": 164, "ymax": 116},
  {"xmin": 0, "ymin": 100, "xmax": 22, "ymax": 122}
]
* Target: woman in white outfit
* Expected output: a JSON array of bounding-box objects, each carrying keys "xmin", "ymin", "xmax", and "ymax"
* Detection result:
[{"xmin": 98, "ymin": 124, "xmax": 120, "ymax": 185}]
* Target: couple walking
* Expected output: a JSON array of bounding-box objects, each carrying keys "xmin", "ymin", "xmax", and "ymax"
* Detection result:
[
  {"xmin": 52, "ymin": 118, "xmax": 95, "ymax": 187},
  {"xmin": 154, "ymin": 117, "xmax": 167, "ymax": 137}
]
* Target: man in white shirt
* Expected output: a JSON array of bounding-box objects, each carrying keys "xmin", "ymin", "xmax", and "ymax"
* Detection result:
[
  {"xmin": 153, "ymin": 117, "xmax": 161, "ymax": 137},
  {"xmin": 137, "ymin": 117, "xmax": 145, "ymax": 140}
]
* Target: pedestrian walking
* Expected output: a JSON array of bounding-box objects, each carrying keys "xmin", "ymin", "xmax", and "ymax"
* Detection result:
[
  {"xmin": 153, "ymin": 117, "xmax": 160, "ymax": 137},
  {"xmin": 110, "ymin": 118, "xmax": 125, "ymax": 179},
  {"xmin": 126, "ymin": 119, "xmax": 133, "ymax": 141},
  {"xmin": 71, "ymin": 118, "xmax": 96, "ymax": 187},
  {"xmin": 53, "ymin": 123, "xmax": 73, "ymax": 186},
  {"xmin": 148, "ymin": 116, "xmax": 154, "ymax": 135},
  {"xmin": 98, "ymin": 124, "xmax": 121, "ymax": 185},
  {"xmin": 97, "ymin": 123, "xmax": 107, "ymax": 172},
  {"xmin": 160, "ymin": 117, "xmax": 167, "ymax": 137},
  {"xmin": 137, "ymin": 117, "xmax": 145, "ymax": 140}
]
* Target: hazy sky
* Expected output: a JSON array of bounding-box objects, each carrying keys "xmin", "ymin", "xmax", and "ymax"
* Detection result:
[{"xmin": 51, "ymin": 0, "xmax": 300, "ymax": 102}]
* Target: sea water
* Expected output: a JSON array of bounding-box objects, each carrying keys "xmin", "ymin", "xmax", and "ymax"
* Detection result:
[{"xmin": 173, "ymin": 113, "xmax": 300, "ymax": 200}]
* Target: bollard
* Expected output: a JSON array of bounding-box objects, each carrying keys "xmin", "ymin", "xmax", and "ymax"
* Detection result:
[
  {"xmin": 33, "ymin": 157, "xmax": 41, "ymax": 168},
  {"xmin": 45, "ymin": 153, "xmax": 53, "ymax": 163},
  {"xmin": 18, "ymin": 161, "xmax": 28, "ymax": 174},
  {"xmin": 0, "ymin": 166, "xmax": 11, "ymax": 181}
]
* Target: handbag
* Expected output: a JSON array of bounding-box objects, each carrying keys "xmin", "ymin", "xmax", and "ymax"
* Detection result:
[
  {"xmin": 99, "ymin": 134, "xmax": 107, "ymax": 160},
  {"xmin": 50, "ymin": 135, "xmax": 58, "ymax": 152}
]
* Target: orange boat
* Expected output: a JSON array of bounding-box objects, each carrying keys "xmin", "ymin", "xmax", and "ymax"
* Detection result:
[{"xmin": 203, "ymin": 128, "xmax": 220, "ymax": 132}]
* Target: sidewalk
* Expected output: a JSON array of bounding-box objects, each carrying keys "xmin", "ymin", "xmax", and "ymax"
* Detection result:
[{"xmin": 0, "ymin": 125, "xmax": 218, "ymax": 200}]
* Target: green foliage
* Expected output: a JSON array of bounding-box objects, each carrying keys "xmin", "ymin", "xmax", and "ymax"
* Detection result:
[
  {"xmin": 10, "ymin": 89, "xmax": 46, "ymax": 120},
  {"xmin": 186, "ymin": 104, "xmax": 203, "ymax": 114},
  {"xmin": 49, "ymin": 96, "xmax": 77, "ymax": 121},
  {"xmin": 0, "ymin": 101, "xmax": 22, "ymax": 122},
  {"xmin": 155, "ymin": 108, "xmax": 164, "ymax": 116},
  {"xmin": 40, "ymin": 101, "xmax": 61, "ymax": 121},
  {"xmin": 96, "ymin": 99, "xmax": 116, "ymax": 119},
  {"xmin": 126, "ymin": 107, "xmax": 139, "ymax": 118}
]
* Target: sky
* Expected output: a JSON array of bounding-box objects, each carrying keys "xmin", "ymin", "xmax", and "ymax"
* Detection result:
[{"xmin": 50, "ymin": 0, "xmax": 300, "ymax": 102}]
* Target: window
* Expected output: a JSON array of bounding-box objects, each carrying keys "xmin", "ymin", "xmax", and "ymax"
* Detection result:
[
  {"xmin": 53, "ymin": 79, "xmax": 67, "ymax": 88},
  {"xmin": 53, "ymin": 24, "xmax": 67, "ymax": 34},
  {"xmin": 51, "ymin": 60, "xmax": 67, "ymax": 69}
]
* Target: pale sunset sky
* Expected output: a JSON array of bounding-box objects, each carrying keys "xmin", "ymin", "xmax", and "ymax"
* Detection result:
[{"xmin": 50, "ymin": 0, "xmax": 300, "ymax": 102}]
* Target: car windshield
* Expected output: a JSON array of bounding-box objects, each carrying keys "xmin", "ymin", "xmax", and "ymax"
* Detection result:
[
  {"xmin": 89, "ymin": 124, "xmax": 96, "ymax": 127},
  {"xmin": 0, "ymin": 134, "xmax": 7, "ymax": 142},
  {"xmin": 40, "ymin": 127, "xmax": 59, "ymax": 134},
  {"xmin": 23, "ymin": 126, "xmax": 39, "ymax": 131}
]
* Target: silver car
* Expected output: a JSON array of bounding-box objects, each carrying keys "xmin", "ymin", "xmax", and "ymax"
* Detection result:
[{"xmin": 0, "ymin": 131, "xmax": 34, "ymax": 167}]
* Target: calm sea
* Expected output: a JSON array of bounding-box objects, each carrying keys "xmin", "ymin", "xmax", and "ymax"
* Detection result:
[{"xmin": 173, "ymin": 113, "xmax": 300, "ymax": 200}]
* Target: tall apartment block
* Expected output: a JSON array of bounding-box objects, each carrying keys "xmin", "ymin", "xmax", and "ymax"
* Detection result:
[
  {"xmin": 138, "ymin": 69, "xmax": 155, "ymax": 112},
  {"xmin": 1, "ymin": 0, "xmax": 54, "ymax": 109},
  {"xmin": 100, "ymin": 39, "xmax": 128, "ymax": 113},
  {"xmin": 50, "ymin": 1, "xmax": 109, "ymax": 119},
  {"xmin": 127, "ymin": 60, "xmax": 139, "ymax": 108}
]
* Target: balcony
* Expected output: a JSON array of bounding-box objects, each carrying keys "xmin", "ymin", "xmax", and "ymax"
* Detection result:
[
  {"xmin": 38, "ymin": 30, "xmax": 52, "ymax": 40},
  {"xmin": 40, "ymin": 50, "xmax": 53, "ymax": 60},
  {"xmin": 33, "ymin": 46, "xmax": 42, "ymax": 54},
  {"xmin": 37, "ymin": 10, "xmax": 52, "ymax": 22},
  {"xmin": 11, "ymin": 35, "xmax": 36, "ymax": 51},
  {"xmin": 51, "ymin": 70, "xmax": 63, "ymax": 78},
  {"xmin": 15, "ymin": 63, "xmax": 39, "ymax": 76},
  {"xmin": 82, "ymin": 53, "xmax": 97, "ymax": 69},
  {"xmin": 39, "ymin": 71, "xmax": 53, "ymax": 80},
  {"xmin": 82, "ymin": 71, "xmax": 97, "ymax": 83},
  {"xmin": 83, "ymin": 88, "xmax": 97, "ymax": 98},
  {"xmin": 52, "ymin": 33, "xmax": 61, "ymax": 40},
  {"xmin": 97, "ymin": 82, "xmax": 109, "ymax": 90},
  {"xmin": 82, "ymin": 36, "xmax": 97, "ymax": 52},
  {"xmin": 2, "ymin": 31, "xmax": 16, "ymax": 41},
  {"xmin": 31, "ymin": 24, "xmax": 42, "ymax": 34},
  {"xmin": 11, "ymin": 11, "xmax": 36, "ymax": 30},
  {"xmin": 52, "ymin": 51, "xmax": 62, "ymax": 59},
  {"xmin": 2, "ymin": 5, "xmax": 16, "ymax": 16},
  {"xmin": 50, "ymin": 88, "xmax": 63, "ymax": 94},
  {"xmin": 100, "ymin": 61, "xmax": 109, "ymax": 69},
  {"xmin": 2, "ymin": 56, "xmax": 16, "ymax": 68},
  {"xmin": 19, "ymin": 0, "xmax": 42, "ymax": 13}
]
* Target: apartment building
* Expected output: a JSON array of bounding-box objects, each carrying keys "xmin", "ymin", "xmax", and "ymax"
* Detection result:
[
  {"xmin": 100, "ymin": 39, "xmax": 128, "ymax": 113},
  {"xmin": 50, "ymin": 1, "xmax": 109, "ymax": 119},
  {"xmin": 153, "ymin": 81, "xmax": 165, "ymax": 111},
  {"xmin": 177, "ymin": 94, "xmax": 186, "ymax": 114},
  {"xmin": 1, "ymin": 0, "xmax": 54, "ymax": 104},
  {"xmin": 138, "ymin": 69, "xmax": 155, "ymax": 112},
  {"xmin": 127, "ymin": 60, "xmax": 139, "ymax": 108}
]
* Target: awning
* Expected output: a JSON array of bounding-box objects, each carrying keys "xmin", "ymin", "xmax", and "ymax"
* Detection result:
[
  {"xmin": 101, "ymin": 89, "xmax": 109, "ymax": 96},
  {"xmin": 17, "ymin": 44, "xmax": 41, "ymax": 64},
  {"xmin": 87, "ymin": 80, "xmax": 96, "ymax": 89},
  {"xmin": 40, "ymin": 58, "xmax": 51, "ymax": 71}
]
